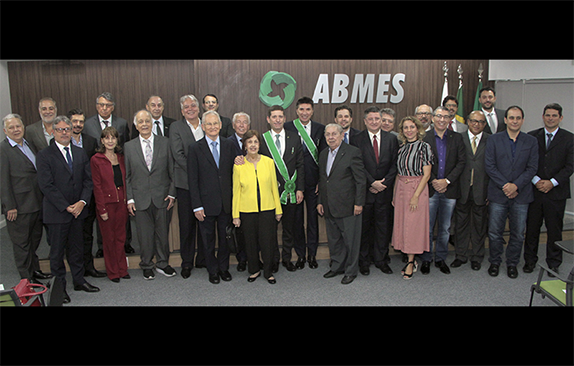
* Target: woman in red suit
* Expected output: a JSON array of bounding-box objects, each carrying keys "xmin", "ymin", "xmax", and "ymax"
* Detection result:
[{"xmin": 90, "ymin": 127, "xmax": 130, "ymax": 282}]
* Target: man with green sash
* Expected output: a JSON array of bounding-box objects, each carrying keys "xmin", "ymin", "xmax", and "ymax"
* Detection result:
[
  {"xmin": 285, "ymin": 97, "xmax": 327, "ymax": 269},
  {"xmin": 260, "ymin": 106, "xmax": 305, "ymax": 271}
]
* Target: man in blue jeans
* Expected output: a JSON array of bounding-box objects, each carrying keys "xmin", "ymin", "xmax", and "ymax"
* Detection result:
[
  {"xmin": 421, "ymin": 106, "xmax": 466, "ymax": 274},
  {"xmin": 484, "ymin": 106, "xmax": 538, "ymax": 279}
]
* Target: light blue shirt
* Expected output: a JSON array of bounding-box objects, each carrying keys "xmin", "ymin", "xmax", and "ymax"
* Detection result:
[
  {"xmin": 326, "ymin": 143, "xmax": 341, "ymax": 176},
  {"xmin": 7, "ymin": 137, "xmax": 36, "ymax": 169}
]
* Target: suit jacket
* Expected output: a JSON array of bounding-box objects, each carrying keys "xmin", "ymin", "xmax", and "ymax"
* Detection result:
[
  {"xmin": 187, "ymin": 137, "xmax": 235, "ymax": 216},
  {"xmin": 124, "ymin": 135, "xmax": 176, "ymax": 211},
  {"xmin": 284, "ymin": 120, "xmax": 328, "ymax": 186},
  {"xmin": 219, "ymin": 116, "xmax": 234, "ymax": 138},
  {"xmin": 0, "ymin": 139, "xmax": 43, "ymax": 215},
  {"xmin": 483, "ymin": 108, "xmax": 506, "ymax": 135},
  {"xmin": 169, "ymin": 118, "xmax": 201, "ymax": 190},
  {"xmin": 228, "ymin": 133, "xmax": 243, "ymax": 156},
  {"xmin": 24, "ymin": 120, "xmax": 51, "ymax": 152},
  {"xmin": 344, "ymin": 127, "xmax": 361, "ymax": 144},
  {"xmin": 528, "ymin": 127, "xmax": 574, "ymax": 201},
  {"xmin": 351, "ymin": 129, "xmax": 398, "ymax": 204},
  {"xmin": 259, "ymin": 129, "xmax": 305, "ymax": 195},
  {"xmin": 90, "ymin": 152, "xmax": 127, "ymax": 216},
  {"xmin": 458, "ymin": 131, "xmax": 491, "ymax": 205},
  {"xmin": 84, "ymin": 114, "xmax": 129, "ymax": 147},
  {"xmin": 423, "ymin": 129, "xmax": 466, "ymax": 199},
  {"xmin": 130, "ymin": 116, "xmax": 175, "ymax": 140},
  {"xmin": 36, "ymin": 142, "xmax": 93, "ymax": 224},
  {"xmin": 318, "ymin": 142, "xmax": 366, "ymax": 219},
  {"xmin": 485, "ymin": 130, "xmax": 538, "ymax": 204}
]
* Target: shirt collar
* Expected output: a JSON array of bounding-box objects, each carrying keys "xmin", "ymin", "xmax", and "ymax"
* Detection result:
[
  {"xmin": 7, "ymin": 136, "xmax": 27, "ymax": 147},
  {"xmin": 139, "ymin": 133, "xmax": 154, "ymax": 144},
  {"xmin": 544, "ymin": 127, "xmax": 559, "ymax": 137}
]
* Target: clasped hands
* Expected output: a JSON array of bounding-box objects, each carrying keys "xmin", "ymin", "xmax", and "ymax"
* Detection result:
[{"xmin": 369, "ymin": 178, "xmax": 388, "ymax": 194}]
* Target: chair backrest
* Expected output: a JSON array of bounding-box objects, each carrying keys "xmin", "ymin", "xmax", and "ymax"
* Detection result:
[{"xmin": 0, "ymin": 289, "xmax": 22, "ymax": 307}]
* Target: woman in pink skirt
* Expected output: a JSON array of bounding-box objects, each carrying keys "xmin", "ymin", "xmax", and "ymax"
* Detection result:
[{"xmin": 392, "ymin": 116, "xmax": 433, "ymax": 280}]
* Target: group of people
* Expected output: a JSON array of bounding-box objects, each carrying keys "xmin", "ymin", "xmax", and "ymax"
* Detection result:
[{"xmin": 1, "ymin": 87, "xmax": 572, "ymax": 304}]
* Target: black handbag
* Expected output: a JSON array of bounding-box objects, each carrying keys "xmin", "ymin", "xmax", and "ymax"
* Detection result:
[{"xmin": 225, "ymin": 223, "xmax": 239, "ymax": 253}]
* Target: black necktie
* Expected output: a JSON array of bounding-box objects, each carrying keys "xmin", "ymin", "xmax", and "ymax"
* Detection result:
[
  {"xmin": 546, "ymin": 133, "xmax": 553, "ymax": 149},
  {"xmin": 64, "ymin": 146, "xmax": 73, "ymax": 172},
  {"xmin": 155, "ymin": 121, "xmax": 163, "ymax": 136}
]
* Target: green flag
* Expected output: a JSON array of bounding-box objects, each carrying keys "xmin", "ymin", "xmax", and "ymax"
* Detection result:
[{"xmin": 473, "ymin": 80, "xmax": 483, "ymax": 111}]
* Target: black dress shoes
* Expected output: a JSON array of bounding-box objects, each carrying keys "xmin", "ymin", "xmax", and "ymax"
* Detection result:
[
  {"xmin": 219, "ymin": 270, "xmax": 232, "ymax": 282},
  {"xmin": 421, "ymin": 261, "xmax": 431, "ymax": 275},
  {"xmin": 295, "ymin": 257, "xmax": 306, "ymax": 269},
  {"xmin": 247, "ymin": 272, "xmax": 261, "ymax": 282},
  {"xmin": 237, "ymin": 261, "xmax": 247, "ymax": 272},
  {"xmin": 32, "ymin": 270, "xmax": 53, "ymax": 280},
  {"xmin": 523, "ymin": 262, "xmax": 536, "ymax": 273},
  {"xmin": 436, "ymin": 260, "xmax": 451, "ymax": 274},
  {"xmin": 62, "ymin": 290, "xmax": 71, "ymax": 304},
  {"xmin": 282, "ymin": 261, "xmax": 296, "ymax": 272},
  {"xmin": 471, "ymin": 261, "xmax": 481, "ymax": 271},
  {"xmin": 267, "ymin": 276, "xmax": 276, "ymax": 284},
  {"xmin": 209, "ymin": 273, "xmax": 220, "ymax": 284},
  {"xmin": 341, "ymin": 275, "xmax": 356, "ymax": 285},
  {"xmin": 488, "ymin": 263, "xmax": 500, "ymax": 277},
  {"xmin": 507, "ymin": 266, "xmax": 518, "ymax": 279},
  {"xmin": 74, "ymin": 282, "xmax": 100, "ymax": 292},
  {"xmin": 181, "ymin": 267, "xmax": 192, "ymax": 279},
  {"xmin": 323, "ymin": 270, "xmax": 340, "ymax": 278},
  {"xmin": 378, "ymin": 263, "xmax": 393, "ymax": 274},
  {"xmin": 360, "ymin": 265, "xmax": 370, "ymax": 275},
  {"xmin": 85, "ymin": 269, "xmax": 107, "ymax": 278},
  {"xmin": 450, "ymin": 259, "xmax": 467, "ymax": 268},
  {"xmin": 308, "ymin": 256, "xmax": 318, "ymax": 269},
  {"xmin": 124, "ymin": 243, "xmax": 135, "ymax": 254}
]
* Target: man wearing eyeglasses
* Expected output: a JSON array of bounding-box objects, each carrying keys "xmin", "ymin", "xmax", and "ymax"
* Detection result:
[
  {"xmin": 421, "ymin": 106, "xmax": 466, "ymax": 275},
  {"xmin": 37, "ymin": 116, "xmax": 100, "ymax": 303},
  {"xmin": 451, "ymin": 111, "xmax": 490, "ymax": 271},
  {"xmin": 414, "ymin": 104, "xmax": 434, "ymax": 131},
  {"xmin": 84, "ymin": 92, "xmax": 129, "ymax": 146}
]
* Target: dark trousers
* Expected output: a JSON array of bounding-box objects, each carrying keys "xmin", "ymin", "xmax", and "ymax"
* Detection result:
[
  {"xmin": 83, "ymin": 193, "xmax": 101, "ymax": 272},
  {"xmin": 177, "ymin": 188, "xmax": 205, "ymax": 268},
  {"xmin": 6, "ymin": 211, "xmax": 43, "ymax": 279},
  {"xmin": 198, "ymin": 210, "xmax": 231, "ymax": 276},
  {"xmin": 525, "ymin": 194, "xmax": 566, "ymax": 268},
  {"xmin": 454, "ymin": 187, "xmax": 488, "ymax": 263},
  {"xmin": 325, "ymin": 213, "xmax": 362, "ymax": 277},
  {"xmin": 241, "ymin": 210, "xmax": 276, "ymax": 279},
  {"xmin": 47, "ymin": 218, "xmax": 86, "ymax": 289},
  {"xmin": 360, "ymin": 201, "xmax": 392, "ymax": 267},
  {"xmin": 293, "ymin": 184, "xmax": 319, "ymax": 258},
  {"xmin": 275, "ymin": 201, "xmax": 298, "ymax": 263}
]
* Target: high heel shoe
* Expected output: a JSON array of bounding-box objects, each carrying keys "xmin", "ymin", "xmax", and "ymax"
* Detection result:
[
  {"xmin": 267, "ymin": 276, "xmax": 276, "ymax": 284},
  {"xmin": 402, "ymin": 261, "xmax": 416, "ymax": 280},
  {"xmin": 247, "ymin": 272, "xmax": 261, "ymax": 282}
]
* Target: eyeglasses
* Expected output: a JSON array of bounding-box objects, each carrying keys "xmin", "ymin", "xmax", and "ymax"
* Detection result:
[
  {"xmin": 54, "ymin": 127, "xmax": 71, "ymax": 133},
  {"xmin": 468, "ymin": 119, "xmax": 486, "ymax": 124},
  {"xmin": 434, "ymin": 114, "xmax": 450, "ymax": 120},
  {"xmin": 97, "ymin": 103, "xmax": 114, "ymax": 108},
  {"xmin": 416, "ymin": 112, "xmax": 431, "ymax": 116}
]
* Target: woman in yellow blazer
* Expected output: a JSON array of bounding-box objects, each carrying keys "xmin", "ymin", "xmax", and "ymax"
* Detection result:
[{"xmin": 233, "ymin": 130, "xmax": 282, "ymax": 284}]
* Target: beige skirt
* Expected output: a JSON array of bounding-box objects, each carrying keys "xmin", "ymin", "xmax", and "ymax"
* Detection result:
[{"xmin": 392, "ymin": 175, "xmax": 430, "ymax": 255}]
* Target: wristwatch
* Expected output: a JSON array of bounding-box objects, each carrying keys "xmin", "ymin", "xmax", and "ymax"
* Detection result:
[{"xmin": 445, "ymin": 178, "xmax": 451, "ymax": 185}]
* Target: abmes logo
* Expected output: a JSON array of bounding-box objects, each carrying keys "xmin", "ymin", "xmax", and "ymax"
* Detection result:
[
  {"xmin": 259, "ymin": 71, "xmax": 297, "ymax": 108},
  {"xmin": 312, "ymin": 73, "xmax": 406, "ymax": 104}
]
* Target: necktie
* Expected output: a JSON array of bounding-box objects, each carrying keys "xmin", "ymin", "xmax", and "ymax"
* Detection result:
[
  {"xmin": 470, "ymin": 136, "xmax": 477, "ymax": 186},
  {"xmin": 373, "ymin": 134, "xmax": 379, "ymax": 164},
  {"xmin": 275, "ymin": 134, "xmax": 281, "ymax": 156},
  {"xmin": 64, "ymin": 146, "xmax": 73, "ymax": 172},
  {"xmin": 144, "ymin": 139, "xmax": 152, "ymax": 170},
  {"xmin": 103, "ymin": 120, "xmax": 109, "ymax": 128},
  {"xmin": 546, "ymin": 133, "xmax": 553, "ymax": 150},
  {"xmin": 155, "ymin": 121, "xmax": 163, "ymax": 136},
  {"xmin": 344, "ymin": 132, "xmax": 349, "ymax": 144},
  {"xmin": 211, "ymin": 141, "xmax": 219, "ymax": 168},
  {"xmin": 448, "ymin": 120, "xmax": 454, "ymax": 131},
  {"xmin": 487, "ymin": 113, "xmax": 495, "ymax": 133}
]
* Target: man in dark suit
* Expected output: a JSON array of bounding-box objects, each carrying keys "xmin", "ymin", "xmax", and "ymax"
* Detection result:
[
  {"xmin": 202, "ymin": 94, "xmax": 234, "ymax": 138},
  {"xmin": 24, "ymin": 97, "xmax": 57, "ymax": 152},
  {"xmin": 421, "ymin": 106, "xmax": 466, "ymax": 275},
  {"xmin": 524, "ymin": 103, "xmax": 574, "ymax": 275},
  {"xmin": 451, "ymin": 111, "xmax": 490, "ymax": 271},
  {"xmin": 188, "ymin": 111, "xmax": 235, "ymax": 284},
  {"xmin": 351, "ymin": 106, "xmax": 398, "ymax": 275},
  {"xmin": 83, "ymin": 92, "xmax": 129, "ymax": 147},
  {"xmin": 125, "ymin": 110, "xmax": 176, "ymax": 280},
  {"xmin": 259, "ymin": 105, "xmax": 305, "ymax": 271},
  {"xmin": 37, "ymin": 116, "xmax": 100, "ymax": 303},
  {"xmin": 318, "ymin": 123, "xmax": 366, "ymax": 285},
  {"xmin": 169, "ymin": 94, "xmax": 205, "ymax": 278},
  {"xmin": 334, "ymin": 104, "xmax": 360, "ymax": 144},
  {"xmin": 1, "ymin": 114, "xmax": 50, "ymax": 281},
  {"xmin": 284, "ymin": 96, "xmax": 328, "ymax": 269},
  {"xmin": 67, "ymin": 108, "xmax": 106, "ymax": 279},
  {"xmin": 130, "ymin": 95, "xmax": 175, "ymax": 140},
  {"xmin": 479, "ymin": 87, "xmax": 506, "ymax": 135},
  {"xmin": 485, "ymin": 106, "xmax": 538, "ymax": 278}
]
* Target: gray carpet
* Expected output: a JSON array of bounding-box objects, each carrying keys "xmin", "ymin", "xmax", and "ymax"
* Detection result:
[{"xmin": 1, "ymin": 226, "xmax": 571, "ymax": 306}]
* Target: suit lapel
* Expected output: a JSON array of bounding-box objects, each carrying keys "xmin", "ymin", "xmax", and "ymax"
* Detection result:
[
  {"xmin": 546, "ymin": 128, "xmax": 562, "ymax": 152},
  {"xmin": 330, "ymin": 142, "xmax": 347, "ymax": 173},
  {"xmin": 10, "ymin": 142, "xmax": 37, "ymax": 170},
  {"xmin": 52, "ymin": 143, "xmax": 73, "ymax": 176},
  {"xmin": 201, "ymin": 138, "xmax": 218, "ymax": 170}
]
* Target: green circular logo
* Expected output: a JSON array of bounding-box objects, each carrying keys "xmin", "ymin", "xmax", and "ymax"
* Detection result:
[{"xmin": 259, "ymin": 71, "xmax": 297, "ymax": 108}]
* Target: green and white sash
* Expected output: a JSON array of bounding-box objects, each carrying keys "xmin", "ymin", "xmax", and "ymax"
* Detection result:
[
  {"xmin": 263, "ymin": 130, "xmax": 297, "ymax": 205},
  {"xmin": 293, "ymin": 118, "xmax": 318, "ymax": 165}
]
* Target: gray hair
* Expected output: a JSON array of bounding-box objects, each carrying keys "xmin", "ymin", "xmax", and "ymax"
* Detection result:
[
  {"xmin": 52, "ymin": 115, "xmax": 73, "ymax": 128},
  {"xmin": 433, "ymin": 106, "xmax": 450, "ymax": 116},
  {"xmin": 324, "ymin": 123, "xmax": 343, "ymax": 134},
  {"xmin": 202, "ymin": 110, "xmax": 221, "ymax": 123},
  {"xmin": 380, "ymin": 108, "xmax": 395, "ymax": 118},
  {"xmin": 133, "ymin": 110, "xmax": 153, "ymax": 126},
  {"xmin": 96, "ymin": 92, "xmax": 115, "ymax": 105},
  {"xmin": 179, "ymin": 94, "xmax": 199, "ymax": 109},
  {"xmin": 3, "ymin": 113, "xmax": 23, "ymax": 129},
  {"xmin": 232, "ymin": 112, "xmax": 251, "ymax": 125},
  {"xmin": 414, "ymin": 104, "xmax": 433, "ymax": 115},
  {"xmin": 38, "ymin": 97, "xmax": 57, "ymax": 109}
]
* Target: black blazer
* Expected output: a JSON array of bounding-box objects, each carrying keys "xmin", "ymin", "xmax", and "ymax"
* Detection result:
[
  {"xmin": 483, "ymin": 108, "xmax": 507, "ymax": 135},
  {"xmin": 187, "ymin": 136, "xmax": 235, "ymax": 216},
  {"xmin": 259, "ymin": 129, "xmax": 305, "ymax": 195},
  {"xmin": 0, "ymin": 139, "xmax": 43, "ymax": 215},
  {"xmin": 351, "ymin": 130, "xmax": 398, "ymax": 204},
  {"xmin": 423, "ymin": 129, "xmax": 466, "ymax": 199},
  {"xmin": 345, "ymin": 127, "xmax": 361, "ymax": 144},
  {"xmin": 284, "ymin": 120, "xmax": 328, "ymax": 186},
  {"xmin": 36, "ymin": 142, "xmax": 93, "ymax": 224},
  {"xmin": 458, "ymin": 132, "xmax": 490, "ymax": 205},
  {"xmin": 528, "ymin": 127, "xmax": 574, "ymax": 201},
  {"xmin": 318, "ymin": 142, "xmax": 366, "ymax": 219}
]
